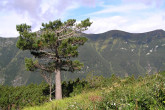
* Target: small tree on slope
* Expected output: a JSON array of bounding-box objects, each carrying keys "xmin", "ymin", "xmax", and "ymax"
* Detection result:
[{"xmin": 16, "ymin": 18, "xmax": 92, "ymax": 100}]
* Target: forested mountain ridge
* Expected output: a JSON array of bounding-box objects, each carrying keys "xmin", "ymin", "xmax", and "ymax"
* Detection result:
[
  {"xmin": 86, "ymin": 29, "xmax": 165, "ymax": 76},
  {"xmin": 1, "ymin": 29, "xmax": 165, "ymax": 86}
]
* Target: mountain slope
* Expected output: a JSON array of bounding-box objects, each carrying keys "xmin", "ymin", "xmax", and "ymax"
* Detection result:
[
  {"xmin": 0, "ymin": 37, "xmax": 43, "ymax": 85},
  {"xmin": 1, "ymin": 30, "xmax": 165, "ymax": 85},
  {"xmin": 86, "ymin": 29, "xmax": 165, "ymax": 76}
]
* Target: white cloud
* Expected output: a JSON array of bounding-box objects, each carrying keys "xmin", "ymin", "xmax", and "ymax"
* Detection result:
[
  {"xmin": 122, "ymin": 0, "xmax": 164, "ymax": 7},
  {"xmin": 86, "ymin": 12, "xmax": 165, "ymax": 34},
  {"xmin": 86, "ymin": 16, "xmax": 128, "ymax": 34},
  {"xmin": 0, "ymin": 0, "xmax": 42, "ymax": 19},
  {"xmin": 85, "ymin": 1, "xmax": 165, "ymax": 34},
  {"xmin": 0, "ymin": 0, "xmax": 164, "ymax": 37},
  {"xmin": 89, "ymin": 3, "xmax": 148, "ymax": 16},
  {"xmin": 0, "ymin": 12, "xmax": 32, "ymax": 37},
  {"xmin": 122, "ymin": 13, "xmax": 165, "ymax": 33},
  {"xmin": 0, "ymin": 0, "xmax": 96, "ymax": 37}
]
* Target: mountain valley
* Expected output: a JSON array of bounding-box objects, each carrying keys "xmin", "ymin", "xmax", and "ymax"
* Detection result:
[{"xmin": 1, "ymin": 30, "xmax": 165, "ymax": 85}]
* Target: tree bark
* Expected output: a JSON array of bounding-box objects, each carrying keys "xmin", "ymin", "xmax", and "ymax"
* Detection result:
[
  {"xmin": 49, "ymin": 73, "xmax": 52, "ymax": 101},
  {"xmin": 40, "ymin": 72, "xmax": 52, "ymax": 101},
  {"xmin": 55, "ymin": 68, "xmax": 62, "ymax": 100}
]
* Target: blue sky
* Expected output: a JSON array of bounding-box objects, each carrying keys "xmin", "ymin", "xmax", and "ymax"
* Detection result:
[{"xmin": 0, "ymin": 0, "xmax": 165, "ymax": 37}]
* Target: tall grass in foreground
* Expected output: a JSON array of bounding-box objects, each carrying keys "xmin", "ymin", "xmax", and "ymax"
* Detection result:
[{"xmin": 24, "ymin": 72, "xmax": 165, "ymax": 110}]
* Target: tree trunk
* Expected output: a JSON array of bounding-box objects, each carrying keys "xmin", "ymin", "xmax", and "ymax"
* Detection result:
[
  {"xmin": 49, "ymin": 73, "xmax": 52, "ymax": 101},
  {"xmin": 55, "ymin": 68, "xmax": 62, "ymax": 100}
]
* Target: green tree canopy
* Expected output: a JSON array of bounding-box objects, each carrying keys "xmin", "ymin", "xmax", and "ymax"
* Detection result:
[{"xmin": 16, "ymin": 18, "xmax": 92, "ymax": 100}]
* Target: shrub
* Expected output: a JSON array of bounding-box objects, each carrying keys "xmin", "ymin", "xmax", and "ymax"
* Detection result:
[{"xmin": 0, "ymin": 82, "xmax": 49, "ymax": 109}]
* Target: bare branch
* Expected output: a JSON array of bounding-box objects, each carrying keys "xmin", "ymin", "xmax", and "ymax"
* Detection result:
[
  {"xmin": 34, "ymin": 63, "xmax": 54, "ymax": 73},
  {"xmin": 40, "ymin": 71, "xmax": 52, "ymax": 85}
]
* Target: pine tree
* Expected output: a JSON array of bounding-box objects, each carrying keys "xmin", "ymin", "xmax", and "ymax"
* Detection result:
[{"xmin": 16, "ymin": 18, "xmax": 92, "ymax": 100}]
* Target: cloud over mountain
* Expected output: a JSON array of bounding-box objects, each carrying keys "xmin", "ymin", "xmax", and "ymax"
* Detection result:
[{"xmin": 0, "ymin": 0, "xmax": 164, "ymax": 37}]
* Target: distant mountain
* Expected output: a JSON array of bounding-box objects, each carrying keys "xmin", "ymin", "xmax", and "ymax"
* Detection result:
[
  {"xmin": 0, "ymin": 37, "xmax": 43, "ymax": 85},
  {"xmin": 86, "ymin": 29, "xmax": 165, "ymax": 76},
  {"xmin": 1, "ymin": 30, "xmax": 165, "ymax": 86}
]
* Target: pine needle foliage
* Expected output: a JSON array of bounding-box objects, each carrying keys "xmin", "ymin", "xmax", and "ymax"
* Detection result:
[
  {"xmin": 16, "ymin": 18, "xmax": 92, "ymax": 99},
  {"xmin": 16, "ymin": 18, "xmax": 92, "ymax": 72}
]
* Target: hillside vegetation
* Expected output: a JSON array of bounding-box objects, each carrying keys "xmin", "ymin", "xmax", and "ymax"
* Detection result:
[
  {"xmin": 1, "ymin": 72, "xmax": 164, "ymax": 109},
  {"xmin": 24, "ymin": 72, "xmax": 165, "ymax": 110},
  {"xmin": 1, "ymin": 30, "xmax": 165, "ymax": 86}
]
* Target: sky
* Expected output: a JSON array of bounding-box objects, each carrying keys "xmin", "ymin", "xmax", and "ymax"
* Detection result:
[{"xmin": 0, "ymin": 0, "xmax": 165, "ymax": 37}]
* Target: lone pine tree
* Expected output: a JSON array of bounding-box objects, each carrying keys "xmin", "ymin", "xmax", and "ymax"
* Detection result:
[{"xmin": 16, "ymin": 18, "xmax": 92, "ymax": 100}]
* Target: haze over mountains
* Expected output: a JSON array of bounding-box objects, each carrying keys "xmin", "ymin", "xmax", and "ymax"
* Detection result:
[{"xmin": 1, "ymin": 29, "xmax": 165, "ymax": 86}]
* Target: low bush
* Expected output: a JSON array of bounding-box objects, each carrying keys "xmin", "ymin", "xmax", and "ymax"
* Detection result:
[{"xmin": 0, "ymin": 82, "xmax": 49, "ymax": 109}]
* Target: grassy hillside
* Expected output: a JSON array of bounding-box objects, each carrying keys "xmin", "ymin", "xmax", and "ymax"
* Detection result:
[
  {"xmin": 1, "ymin": 30, "xmax": 165, "ymax": 85},
  {"xmin": 23, "ymin": 72, "xmax": 165, "ymax": 110}
]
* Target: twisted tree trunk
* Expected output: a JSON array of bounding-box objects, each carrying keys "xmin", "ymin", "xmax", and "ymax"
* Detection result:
[{"xmin": 55, "ymin": 68, "xmax": 62, "ymax": 99}]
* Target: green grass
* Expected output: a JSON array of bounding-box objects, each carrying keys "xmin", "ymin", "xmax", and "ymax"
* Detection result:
[
  {"xmin": 23, "ymin": 72, "xmax": 165, "ymax": 110},
  {"xmin": 24, "ymin": 90, "xmax": 101, "ymax": 110}
]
